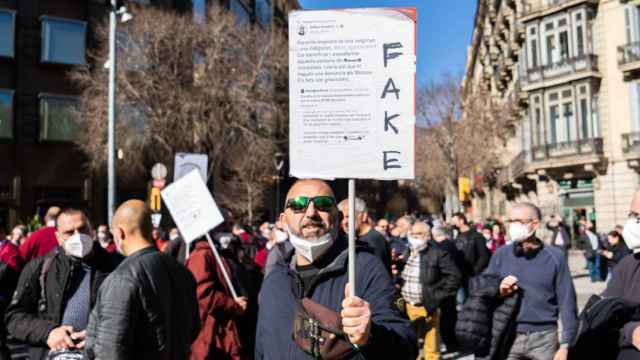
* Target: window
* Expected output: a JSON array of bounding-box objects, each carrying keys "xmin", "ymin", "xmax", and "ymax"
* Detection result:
[
  {"xmin": 533, "ymin": 108, "xmax": 542, "ymax": 146},
  {"xmin": 41, "ymin": 16, "xmax": 87, "ymax": 65},
  {"xmin": 559, "ymin": 31, "xmax": 569, "ymax": 60},
  {"xmin": 0, "ymin": 90, "xmax": 13, "ymax": 139},
  {"xmin": 563, "ymin": 102, "xmax": 574, "ymax": 142},
  {"xmin": 0, "ymin": 9, "xmax": 15, "ymax": 58},
  {"xmin": 576, "ymin": 25, "xmax": 584, "ymax": 57},
  {"xmin": 591, "ymin": 96, "xmax": 600, "ymax": 136},
  {"xmin": 546, "ymin": 35, "xmax": 555, "ymax": 65},
  {"xmin": 580, "ymin": 98, "xmax": 589, "ymax": 139},
  {"xmin": 529, "ymin": 39, "xmax": 538, "ymax": 68},
  {"xmin": 255, "ymin": 0, "xmax": 272, "ymax": 26},
  {"xmin": 39, "ymin": 95, "xmax": 80, "ymax": 142},
  {"xmin": 549, "ymin": 105, "xmax": 559, "ymax": 144},
  {"xmin": 230, "ymin": 0, "xmax": 251, "ymax": 26}
]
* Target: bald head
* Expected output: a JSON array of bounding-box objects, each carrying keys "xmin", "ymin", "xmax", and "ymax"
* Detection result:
[
  {"xmin": 286, "ymin": 179, "xmax": 335, "ymax": 200},
  {"xmin": 113, "ymin": 200, "xmax": 153, "ymax": 240}
]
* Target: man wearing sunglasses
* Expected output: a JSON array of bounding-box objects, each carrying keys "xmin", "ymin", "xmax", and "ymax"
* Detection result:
[
  {"xmin": 602, "ymin": 189, "xmax": 640, "ymax": 355},
  {"xmin": 484, "ymin": 202, "xmax": 577, "ymax": 360},
  {"xmin": 255, "ymin": 179, "xmax": 416, "ymax": 359}
]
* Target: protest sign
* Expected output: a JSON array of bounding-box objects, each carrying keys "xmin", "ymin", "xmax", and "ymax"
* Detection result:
[
  {"xmin": 161, "ymin": 169, "xmax": 223, "ymax": 243},
  {"xmin": 289, "ymin": 8, "xmax": 416, "ymax": 180},
  {"xmin": 161, "ymin": 169, "xmax": 238, "ymax": 299}
]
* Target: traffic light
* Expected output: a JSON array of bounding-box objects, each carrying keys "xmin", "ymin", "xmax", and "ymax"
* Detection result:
[{"xmin": 149, "ymin": 187, "xmax": 161, "ymax": 212}]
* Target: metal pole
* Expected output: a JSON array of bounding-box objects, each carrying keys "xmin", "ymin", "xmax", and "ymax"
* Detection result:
[
  {"xmin": 205, "ymin": 233, "xmax": 239, "ymax": 299},
  {"xmin": 348, "ymin": 179, "xmax": 356, "ymax": 297},
  {"xmin": 275, "ymin": 176, "xmax": 281, "ymax": 216},
  {"xmin": 107, "ymin": 0, "xmax": 117, "ymax": 225}
]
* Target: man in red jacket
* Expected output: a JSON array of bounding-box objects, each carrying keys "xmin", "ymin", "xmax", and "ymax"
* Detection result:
[
  {"xmin": 18, "ymin": 206, "xmax": 61, "ymax": 263},
  {"xmin": 187, "ymin": 237, "xmax": 247, "ymax": 360}
]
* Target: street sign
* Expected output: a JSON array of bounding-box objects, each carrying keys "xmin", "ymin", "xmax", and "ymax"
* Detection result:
[
  {"xmin": 151, "ymin": 163, "xmax": 168, "ymax": 180},
  {"xmin": 153, "ymin": 179, "xmax": 166, "ymax": 189},
  {"xmin": 150, "ymin": 187, "xmax": 162, "ymax": 212},
  {"xmin": 174, "ymin": 153, "xmax": 208, "ymax": 183},
  {"xmin": 151, "ymin": 213, "xmax": 162, "ymax": 228}
]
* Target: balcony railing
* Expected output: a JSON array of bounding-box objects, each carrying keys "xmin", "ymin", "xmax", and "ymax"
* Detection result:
[
  {"xmin": 522, "ymin": 54, "xmax": 598, "ymax": 85},
  {"xmin": 618, "ymin": 42, "xmax": 640, "ymax": 66},
  {"xmin": 622, "ymin": 132, "xmax": 640, "ymax": 154},
  {"xmin": 531, "ymin": 137, "xmax": 604, "ymax": 161}
]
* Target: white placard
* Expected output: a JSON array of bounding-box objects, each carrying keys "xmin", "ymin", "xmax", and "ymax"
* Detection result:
[
  {"xmin": 174, "ymin": 153, "xmax": 208, "ymax": 183},
  {"xmin": 289, "ymin": 8, "xmax": 416, "ymax": 180},
  {"xmin": 161, "ymin": 169, "xmax": 224, "ymax": 243}
]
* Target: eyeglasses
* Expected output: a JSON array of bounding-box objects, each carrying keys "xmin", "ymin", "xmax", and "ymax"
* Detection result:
[
  {"xmin": 285, "ymin": 196, "xmax": 336, "ymax": 213},
  {"xmin": 507, "ymin": 219, "xmax": 535, "ymax": 225}
]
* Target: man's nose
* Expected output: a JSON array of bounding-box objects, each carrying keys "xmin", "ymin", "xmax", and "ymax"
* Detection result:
[{"xmin": 304, "ymin": 200, "xmax": 318, "ymax": 218}]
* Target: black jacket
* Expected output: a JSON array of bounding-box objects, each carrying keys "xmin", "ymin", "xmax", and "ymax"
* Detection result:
[
  {"xmin": 456, "ymin": 273, "xmax": 521, "ymax": 360},
  {"xmin": 5, "ymin": 244, "xmax": 120, "ymax": 360},
  {"xmin": 400, "ymin": 241, "xmax": 462, "ymax": 313},
  {"xmin": 569, "ymin": 295, "xmax": 640, "ymax": 360},
  {"xmin": 359, "ymin": 229, "xmax": 391, "ymax": 273},
  {"xmin": 0, "ymin": 255, "xmax": 19, "ymax": 360},
  {"xmin": 455, "ymin": 229, "xmax": 491, "ymax": 278},
  {"xmin": 84, "ymin": 246, "xmax": 200, "ymax": 360}
]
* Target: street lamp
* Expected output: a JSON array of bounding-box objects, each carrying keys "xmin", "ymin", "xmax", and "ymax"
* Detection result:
[
  {"xmin": 107, "ymin": 2, "xmax": 133, "ymax": 225},
  {"xmin": 273, "ymin": 152, "xmax": 284, "ymax": 217}
]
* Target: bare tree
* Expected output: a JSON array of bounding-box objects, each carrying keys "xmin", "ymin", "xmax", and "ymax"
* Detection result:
[
  {"xmin": 70, "ymin": 6, "xmax": 289, "ymax": 223},
  {"xmin": 415, "ymin": 75, "xmax": 514, "ymax": 214}
]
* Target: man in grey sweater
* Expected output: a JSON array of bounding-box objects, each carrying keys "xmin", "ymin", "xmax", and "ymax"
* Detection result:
[{"xmin": 485, "ymin": 202, "xmax": 578, "ymax": 360}]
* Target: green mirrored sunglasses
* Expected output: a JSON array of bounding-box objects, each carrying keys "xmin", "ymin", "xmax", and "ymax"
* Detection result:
[{"xmin": 285, "ymin": 196, "xmax": 336, "ymax": 213}]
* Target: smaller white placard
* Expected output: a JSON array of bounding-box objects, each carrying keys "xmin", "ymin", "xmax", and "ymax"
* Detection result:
[
  {"xmin": 161, "ymin": 169, "xmax": 224, "ymax": 243},
  {"xmin": 150, "ymin": 213, "xmax": 162, "ymax": 228},
  {"xmin": 174, "ymin": 153, "xmax": 208, "ymax": 183}
]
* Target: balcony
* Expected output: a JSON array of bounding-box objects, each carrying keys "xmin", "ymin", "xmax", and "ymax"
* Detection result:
[
  {"xmin": 618, "ymin": 42, "xmax": 640, "ymax": 81},
  {"xmin": 521, "ymin": 54, "xmax": 599, "ymax": 91},
  {"xmin": 531, "ymin": 138, "xmax": 604, "ymax": 168},
  {"xmin": 521, "ymin": 0, "xmax": 598, "ymax": 22},
  {"xmin": 622, "ymin": 132, "xmax": 640, "ymax": 155}
]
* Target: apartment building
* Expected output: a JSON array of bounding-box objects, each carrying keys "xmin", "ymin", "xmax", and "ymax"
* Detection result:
[{"xmin": 464, "ymin": 0, "xmax": 640, "ymax": 240}]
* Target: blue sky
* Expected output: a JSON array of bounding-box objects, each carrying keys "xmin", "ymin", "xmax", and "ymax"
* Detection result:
[{"xmin": 298, "ymin": 0, "xmax": 476, "ymax": 86}]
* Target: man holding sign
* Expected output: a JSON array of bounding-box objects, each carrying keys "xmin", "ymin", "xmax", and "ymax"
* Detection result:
[{"xmin": 255, "ymin": 179, "xmax": 416, "ymax": 359}]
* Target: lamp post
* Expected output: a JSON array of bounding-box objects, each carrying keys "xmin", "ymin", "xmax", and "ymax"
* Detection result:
[{"xmin": 107, "ymin": 3, "xmax": 132, "ymax": 225}]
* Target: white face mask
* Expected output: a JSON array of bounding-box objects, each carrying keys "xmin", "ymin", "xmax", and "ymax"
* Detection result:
[
  {"xmin": 64, "ymin": 231, "xmax": 94, "ymax": 259},
  {"xmin": 275, "ymin": 230, "xmax": 289, "ymax": 243},
  {"xmin": 169, "ymin": 234, "xmax": 179, "ymax": 241},
  {"xmin": 623, "ymin": 218, "xmax": 640, "ymax": 253},
  {"xmin": 508, "ymin": 223, "xmax": 534, "ymax": 243},
  {"xmin": 287, "ymin": 227, "xmax": 334, "ymax": 263},
  {"xmin": 97, "ymin": 232, "xmax": 108, "ymax": 242},
  {"xmin": 408, "ymin": 236, "xmax": 426, "ymax": 249}
]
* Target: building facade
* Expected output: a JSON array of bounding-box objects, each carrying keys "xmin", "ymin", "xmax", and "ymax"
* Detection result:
[
  {"xmin": 0, "ymin": 0, "xmax": 298, "ymax": 230},
  {"xmin": 464, "ymin": 0, "xmax": 640, "ymax": 241}
]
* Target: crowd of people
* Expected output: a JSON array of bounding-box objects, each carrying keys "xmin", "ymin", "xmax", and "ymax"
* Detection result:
[{"xmin": 1, "ymin": 179, "xmax": 640, "ymax": 360}]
